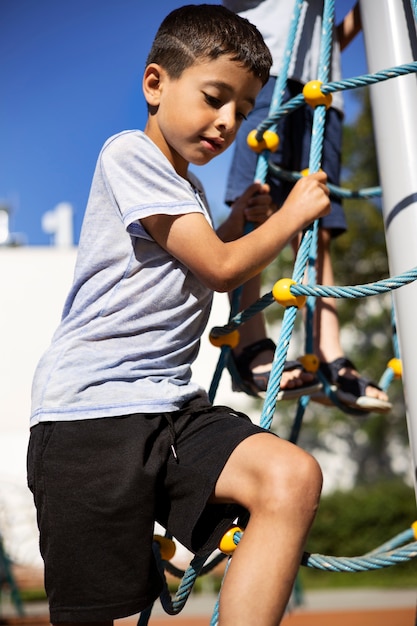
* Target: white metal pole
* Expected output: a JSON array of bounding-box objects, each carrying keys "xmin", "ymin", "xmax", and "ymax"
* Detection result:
[{"xmin": 359, "ymin": 0, "xmax": 417, "ymax": 495}]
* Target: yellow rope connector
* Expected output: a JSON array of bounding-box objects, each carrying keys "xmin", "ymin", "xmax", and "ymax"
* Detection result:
[
  {"xmin": 219, "ymin": 526, "xmax": 242, "ymax": 555},
  {"xmin": 303, "ymin": 80, "xmax": 332, "ymax": 109},
  {"xmin": 388, "ymin": 357, "xmax": 402, "ymax": 379},
  {"xmin": 301, "ymin": 167, "xmax": 323, "ymax": 177},
  {"xmin": 272, "ymin": 278, "xmax": 306, "ymax": 309},
  {"xmin": 153, "ymin": 535, "xmax": 176, "ymax": 561},
  {"xmin": 412, "ymin": 521, "xmax": 417, "ymax": 540},
  {"xmin": 299, "ymin": 354, "xmax": 320, "ymax": 374},
  {"xmin": 247, "ymin": 129, "xmax": 280, "ymax": 153},
  {"xmin": 209, "ymin": 329, "xmax": 240, "ymax": 349}
]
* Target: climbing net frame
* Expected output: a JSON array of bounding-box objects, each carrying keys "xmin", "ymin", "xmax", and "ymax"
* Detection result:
[{"xmin": 139, "ymin": 2, "xmax": 417, "ymax": 624}]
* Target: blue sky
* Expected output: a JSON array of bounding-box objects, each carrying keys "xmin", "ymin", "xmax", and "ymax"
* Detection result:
[{"xmin": 1, "ymin": 1, "xmax": 366, "ymax": 246}]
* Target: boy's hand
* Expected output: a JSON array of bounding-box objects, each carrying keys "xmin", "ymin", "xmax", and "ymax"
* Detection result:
[
  {"xmin": 217, "ymin": 181, "xmax": 276, "ymax": 242},
  {"xmin": 283, "ymin": 171, "xmax": 330, "ymax": 230},
  {"xmin": 143, "ymin": 171, "xmax": 331, "ymax": 293},
  {"xmin": 232, "ymin": 181, "xmax": 276, "ymax": 225}
]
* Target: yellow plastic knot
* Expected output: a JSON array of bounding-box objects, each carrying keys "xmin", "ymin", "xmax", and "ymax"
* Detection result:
[
  {"xmin": 412, "ymin": 521, "xmax": 417, "ymax": 540},
  {"xmin": 219, "ymin": 526, "xmax": 242, "ymax": 555},
  {"xmin": 388, "ymin": 357, "xmax": 402, "ymax": 379},
  {"xmin": 153, "ymin": 535, "xmax": 176, "ymax": 561},
  {"xmin": 209, "ymin": 329, "xmax": 240, "ymax": 349},
  {"xmin": 247, "ymin": 129, "xmax": 280, "ymax": 153},
  {"xmin": 301, "ymin": 168, "xmax": 322, "ymax": 177},
  {"xmin": 272, "ymin": 278, "xmax": 306, "ymax": 309},
  {"xmin": 303, "ymin": 80, "xmax": 332, "ymax": 109},
  {"xmin": 299, "ymin": 354, "xmax": 320, "ymax": 374}
]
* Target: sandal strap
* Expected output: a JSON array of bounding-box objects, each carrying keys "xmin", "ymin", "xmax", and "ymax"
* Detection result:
[
  {"xmin": 232, "ymin": 338, "xmax": 276, "ymax": 385},
  {"xmin": 284, "ymin": 360, "xmax": 304, "ymax": 371},
  {"xmin": 232, "ymin": 339, "xmax": 311, "ymax": 396},
  {"xmin": 337, "ymin": 373, "xmax": 372, "ymax": 398},
  {"xmin": 319, "ymin": 357, "xmax": 357, "ymax": 385},
  {"xmin": 320, "ymin": 357, "xmax": 383, "ymax": 396},
  {"xmin": 239, "ymin": 338, "xmax": 276, "ymax": 360}
]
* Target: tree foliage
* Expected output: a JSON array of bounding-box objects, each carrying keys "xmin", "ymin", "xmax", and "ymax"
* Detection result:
[{"xmin": 301, "ymin": 480, "xmax": 417, "ymax": 588}]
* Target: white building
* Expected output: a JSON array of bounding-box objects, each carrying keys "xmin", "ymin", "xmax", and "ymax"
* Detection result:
[{"xmin": 0, "ymin": 245, "xmax": 257, "ymax": 568}]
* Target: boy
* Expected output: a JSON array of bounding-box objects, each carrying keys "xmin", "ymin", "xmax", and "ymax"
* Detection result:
[{"xmin": 27, "ymin": 5, "xmax": 329, "ymax": 626}]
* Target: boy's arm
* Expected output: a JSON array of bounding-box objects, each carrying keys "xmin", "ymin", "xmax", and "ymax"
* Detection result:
[
  {"xmin": 141, "ymin": 172, "xmax": 330, "ymax": 293},
  {"xmin": 337, "ymin": 2, "xmax": 361, "ymax": 51}
]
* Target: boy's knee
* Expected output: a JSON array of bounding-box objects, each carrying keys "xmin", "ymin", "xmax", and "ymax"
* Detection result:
[
  {"xmin": 264, "ymin": 448, "xmax": 322, "ymax": 514},
  {"xmin": 290, "ymin": 448, "xmax": 322, "ymax": 495}
]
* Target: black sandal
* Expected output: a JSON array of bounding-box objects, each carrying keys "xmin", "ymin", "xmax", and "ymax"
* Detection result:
[
  {"xmin": 317, "ymin": 357, "xmax": 392, "ymax": 414},
  {"xmin": 230, "ymin": 338, "xmax": 322, "ymax": 399}
]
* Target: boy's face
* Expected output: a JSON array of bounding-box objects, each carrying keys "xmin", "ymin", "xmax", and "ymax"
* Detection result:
[{"xmin": 143, "ymin": 55, "xmax": 263, "ymax": 178}]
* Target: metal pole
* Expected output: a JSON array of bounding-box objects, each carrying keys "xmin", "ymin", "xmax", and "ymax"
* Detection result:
[{"xmin": 359, "ymin": 0, "xmax": 417, "ymax": 496}]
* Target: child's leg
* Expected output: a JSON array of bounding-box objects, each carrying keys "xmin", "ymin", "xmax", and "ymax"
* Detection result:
[{"xmin": 212, "ymin": 433, "xmax": 322, "ymax": 626}]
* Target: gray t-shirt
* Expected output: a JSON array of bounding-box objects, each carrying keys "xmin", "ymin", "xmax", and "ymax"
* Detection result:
[
  {"xmin": 224, "ymin": 0, "xmax": 344, "ymax": 112},
  {"xmin": 30, "ymin": 130, "xmax": 212, "ymax": 425}
]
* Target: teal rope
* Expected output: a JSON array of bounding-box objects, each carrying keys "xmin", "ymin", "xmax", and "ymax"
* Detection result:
[
  {"xmin": 318, "ymin": 0, "xmax": 334, "ymax": 85},
  {"xmin": 209, "ymin": 266, "xmax": 417, "ymax": 341},
  {"xmin": 303, "ymin": 543, "xmax": 417, "ymax": 572},
  {"xmin": 206, "ymin": 526, "xmax": 417, "ymax": 626},
  {"xmin": 379, "ymin": 303, "xmax": 401, "ymax": 391},
  {"xmin": 138, "ymin": 541, "xmax": 218, "ymax": 625},
  {"xmin": 257, "ymin": 62, "xmax": 417, "ymax": 134},
  {"xmin": 139, "ymin": 528, "xmax": 417, "ymax": 625},
  {"xmin": 227, "ymin": 526, "xmax": 417, "ymax": 572},
  {"xmin": 221, "ymin": 0, "xmax": 305, "ymax": 405},
  {"xmin": 262, "ymin": 0, "xmax": 337, "ymax": 429},
  {"xmin": 323, "ymin": 63, "xmax": 417, "ymax": 94},
  {"xmin": 260, "ymin": 306, "xmax": 299, "ymax": 430},
  {"xmin": 208, "ymin": 345, "xmax": 231, "ymax": 403},
  {"xmin": 268, "ymin": 162, "xmax": 382, "ymax": 199},
  {"xmin": 145, "ymin": 6, "xmax": 417, "ymax": 623},
  {"xmin": 0, "ymin": 536, "xmax": 24, "ymax": 617},
  {"xmin": 209, "ymin": 558, "xmax": 231, "ymax": 626},
  {"xmin": 253, "ymin": 0, "xmax": 304, "ymax": 184},
  {"xmin": 290, "ymin": 267, "xmax": 417, "ymax": 298}
]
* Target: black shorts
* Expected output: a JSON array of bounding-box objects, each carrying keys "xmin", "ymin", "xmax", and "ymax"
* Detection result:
[{"xmin": 27, "ymin": 395, "xmax": 271, "ymax": 622}]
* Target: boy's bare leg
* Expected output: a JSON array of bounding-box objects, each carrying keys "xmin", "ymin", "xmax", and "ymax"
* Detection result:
[
  {"xmin": 53, "ymin": 622, "xmax": 112, "ymax": 626},
  {"xmin": 212, "ymin": 433, "xmax": 322, "ymax": 626}
]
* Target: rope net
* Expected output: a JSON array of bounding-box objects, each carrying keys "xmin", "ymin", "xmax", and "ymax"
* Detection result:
[{"xmin": 140, "ymin": 1, "xmax": 417, "ymax": 623}]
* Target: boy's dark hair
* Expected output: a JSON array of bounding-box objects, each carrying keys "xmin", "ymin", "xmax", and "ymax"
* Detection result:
[{"xmin": 146, "ymin": 4, "xmax": 272, "ymax": 86}]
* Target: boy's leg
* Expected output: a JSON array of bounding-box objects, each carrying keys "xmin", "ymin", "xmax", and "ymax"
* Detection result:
[{"xmin": 212, "ymin": 433, "xmax": 322, "ymax": 626}]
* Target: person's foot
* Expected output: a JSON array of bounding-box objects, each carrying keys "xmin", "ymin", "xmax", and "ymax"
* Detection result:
[
  {"xmin": 231, "ymin": 339, "xmax": 322, "ymax": 399},
  {"xmin": 314, "ymin": 357, "xmax": 392, "ymax": 414},
  {"xmin": 249, "ymin": 347, "xmax": 316, "ymax": 390}
]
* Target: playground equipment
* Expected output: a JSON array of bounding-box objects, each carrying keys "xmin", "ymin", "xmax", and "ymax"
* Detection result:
[
  {"xmin": 135, "ymin": 1, "xmax": 417, "ymax": 624},
  {"xmin": 360, "ymin": 0, "xmax": 417, "ymax": 498},
  {"xmin": 0, "ymin": 533, "xmax": 24, "ymax": 618}
]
